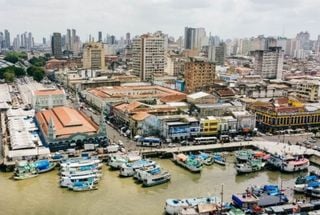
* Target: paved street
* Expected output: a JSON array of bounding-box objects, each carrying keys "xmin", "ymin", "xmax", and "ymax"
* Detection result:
[{"xmin": 255, "ymin": 133, "xmax": 315, "ymax": 145}]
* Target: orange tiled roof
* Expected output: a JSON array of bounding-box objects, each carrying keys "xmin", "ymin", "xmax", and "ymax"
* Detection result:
[
  {"xmin": 114, "ymin": 101, "xmax": 144, "ymax": 112},
  {"xmin": 131, "ymin": 112, "xmax": 151, "ymax": 121},
  {"xmin": 33, "ymin": 89, "xmax": 64, "ymax": 96},
  {"xmin": 36, "ymin": 107, "xmax": 98, "ymax": 139}
]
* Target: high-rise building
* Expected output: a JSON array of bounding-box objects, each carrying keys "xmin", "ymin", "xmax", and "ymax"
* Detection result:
[
  {"xmin": 98, "ymin": 31, "xmax": 102, "ymax": 42},
  {"xmin": 4, "ymin": 29, "xmax": 10, "ymax": 49},
  {"xmin": 184, "ymin": 27, "xmax": 206, "ymax": 50},
  {"xmin": 132, "ymin": 32, "xmax": 166, "ymax": 81},
  {"xmin": 126, "ymin": 32, "xmax": 130, "ymax": 44},
  {"xmin": 43, "ymin": 37, "xmax": 46, "ymax": 45},
  {"xmin": 51, "ymin": 32, "xmax": 62, "ymax": 59},
  {"xmin": 184, "ymin": 58, "xmax": 215, "ymax": 93},
  {"xmin": 82, "ymin": 42, "xmax": 105, "ymax": 70},
  {"xmin": 208, "ymin": 42, "xmax": 226, "ymax": 66},
  {"xmin": 66, "ymin": 29, "xmax": 72, "ymax": 51},
  {"xmin": 0, "ymin": 32, "xmax": 4, "ymax": 50},
  {"xmin": 251, "ymin": 47, "xmax": 283, "ymax": 80},
  {"xmin": 110, "ymin": 35, "xmax": 116, "ymax": 45}
]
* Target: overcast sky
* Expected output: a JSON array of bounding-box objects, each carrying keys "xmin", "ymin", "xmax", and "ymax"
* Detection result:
[{"xmin": 1, "ymin": 0, "xmax": 320, "ymax": 42}]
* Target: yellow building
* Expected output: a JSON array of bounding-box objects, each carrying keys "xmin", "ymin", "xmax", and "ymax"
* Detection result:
[
  {"xmin": 249, "ymin": 97, "xmax": 320, "ymax": 132},
  {"xmin": 200, "ymin": 116, "xmax": 218, "ymax": 136},
  {"xmin": 83, "ymin": 42, "xmax": 105, "ymax": 70}
]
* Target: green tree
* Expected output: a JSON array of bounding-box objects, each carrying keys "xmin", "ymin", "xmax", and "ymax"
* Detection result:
[
  {"xmin": 4, "ymin": 53, "xmax": 19, "ymax": 64},
  {"xmin": 12, "ymin": 67, "xmax": 26, "ymax": 77},
  {"xmin": 33, "ymin": 69, "xmax": 45, "ymax": 82},
  {"xmin": 0, "ymin": 66, "xmax": 25, "ymax": 79},
  {"xmin": 3, "ymin": 71, "xmax": 15, "ymax": 82},
  {"xmin": 29, "ymin": 57, "xmax": 46, "ymax": 67}
]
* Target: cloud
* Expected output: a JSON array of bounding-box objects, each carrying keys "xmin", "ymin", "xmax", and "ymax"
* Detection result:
[{"xmin": 0, "ymin": 0, "xmax": 319, "ymax": 42}]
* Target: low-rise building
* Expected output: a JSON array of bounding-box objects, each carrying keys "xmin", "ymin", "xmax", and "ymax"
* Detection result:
[
  {"xmin": 291, "ymin": 79, "xmax": 320, "ymax": 102},
  {"xmin": 216, "ymin": 116, "xmax": 238, "ymax": 135},
  {"xmin": 194, "ymin": 102, "xmax": 244, "ymax": 117},
  {"xmin": 83, "ymin": 85, "xmax": 186, "ymax": 110},
  {"xmin": 6, "ymin": 109, "xmax": 50, "ymax": 162},
  {"xmin": 32, "ymin": 89, "xmax": 66, "ymax": 110},
  {"xmin": 35, "ymin": 106, "xmax": 107, "ymax": 151},
  {"xmin": 187, "ymin": 92, "xmax": 216, "ymax": 104},
  {"xmin": 231, "ymin": 111, "xmax": 256, "ymax": 133},
  {"xmin": 200, "ymin": 116, "xmax": 219, "ymax": 136},
  {"xmin": 248, "ymin": 97, "xmax": 320, "ymax": 132},
  {"xmin": 160, "ymin": 115, "xmax": 199, "ymax": 141}
]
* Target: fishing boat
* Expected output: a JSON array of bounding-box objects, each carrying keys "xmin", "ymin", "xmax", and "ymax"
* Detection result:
[
  {"xmin": 227, "ymin": 208, "xmax": 246, "ymax": 215},
  {"xmin": 60, "ymin": 174, "xmax": 99, "ymax": 187},
  {"xmin": 119, "ymin": 159, "xmax": 157, "ymax": 177},
  {"xmin": 232, "ymin": 185, "xmax": 288, "ymax": 213},
  {"xmin": 61, "ymin": 163, "xmax": 101, "ymax": 172},
  {"xmin": 108, "ymin": 153, "xmax": 141, "ymax": 169},
  {"xmin": 190, "ymin": 152, "xmax": 214, "ymax": 166},
  {"xmin": 13, "ymin": 161, "xmax": 38, "ymax": 180},
  {"xmin": 294, "ymin": 174, "xmax": 318, "ymax": 192},
  {"xmin": 69, "ymin": 181, "xmax": 98, "ymax": 192},
  {"xmin": 235, "ymin": 150, "xmax": 253, "ymax": 162},
  {"xmin": 164, "ymin": 196, "xmax": 220, "ymax": 215},
  {"xmin": 35, "ymin": 159, "xmax": 56, "ymax": 173},
  {"xmin": 235, "ymin": 159, "xmax": 265, "ymax": 174},
  {"xmin": 267, "ymin": 154, "xmax": 309, "ymax": 172},
  {"xmin": 213, "ymin": 153, "xmax": 226, "ymax": 165},
  {"xmin": 172, "ymin": 153, "xmax": 203, "ymax": 173}
]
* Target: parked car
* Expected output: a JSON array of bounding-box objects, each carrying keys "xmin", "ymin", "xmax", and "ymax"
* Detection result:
[
  {"xmin": 234, "ymin": 136, "xmax": 244, "ymax": 142},
  {"xmin": 244, "ymin": 136, "xmax": 253, "ymax": 141}
]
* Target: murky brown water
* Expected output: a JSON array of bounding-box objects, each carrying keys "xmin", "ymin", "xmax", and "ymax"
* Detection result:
[{"xmin": 0, "ymin": 157, "xmax": 314, "ymax": 215}]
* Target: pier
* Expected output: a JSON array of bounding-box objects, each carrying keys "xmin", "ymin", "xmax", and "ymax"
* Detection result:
[{"xmin": 136, "ymin": 141, "xmax": 320, "ymax": 165}]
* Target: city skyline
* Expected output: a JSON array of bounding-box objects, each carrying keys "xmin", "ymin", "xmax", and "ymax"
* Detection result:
[{"xmin": 1, "ymin": 0, "xmax": 320, "ymax": 42}]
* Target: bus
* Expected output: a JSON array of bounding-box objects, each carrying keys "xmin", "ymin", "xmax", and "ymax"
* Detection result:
[
  {"xmin": 137, "ymin": 137, "xmax": 161, "ymax": 147},
  {"xmin": 194, "ymin": 137, "xmax": 218, "ymax": 145}
]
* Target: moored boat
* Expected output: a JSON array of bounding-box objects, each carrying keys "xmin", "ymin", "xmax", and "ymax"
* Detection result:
[
  {"xmin": 235, "ymin": 150, "xmax": 253, "ymax": 162},
  {"xmin": 236, "ymin": 159, "xmax": 265, "ymax": 174},
  {"xmin": 69, "ymin": 181, "xmax": 98, "ymax": 192},
  {"xmin": 60, "ymin": 174, "xmax": 99, "ymax": 187},
  {"xmin": 172, "ymin": 153, "xmax": 203, "ymax": 173},
  {"xmin": 142, "ymin": 171, "xmax": 171, "ymax": 187},
  {"xmin": 35, "ymin": 159, "xmax": 57, "ymax": 173},
  {"xmin": 294, "ymin": 174, "xmax": 318, "ymax": 192},
  {"xmin": 213, "ymin": 153, "xmax": 226, "ymax": 166},
  {"xmin": 60, "ymin": 158, "xmax": 101, "ymax": 169},
  {"xmin": 164, "ymin": 196, "xmax": 220, "ymax": 215},
  {"xmin": 119, "ymin": 159, "xmax": 157, "ymax": 177},
  {"xmin": 268, "ymin": 154, "xmax": 309, "ymax": 172},
  {"xmin": 108, "ymin": 153, "xmax": 141, "ymax": 169},
  {"xmin": 190, "ymin": 152, "xmax": 214, "ymax": 166},
  {"xmin": 13, "ymin": 161, "xmax": 38, "ymax": 180}
]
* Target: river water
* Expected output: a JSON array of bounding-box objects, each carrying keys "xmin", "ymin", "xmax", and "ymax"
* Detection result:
[{"xmin": 0, "ymin": 156, "xmax": 315, "ymax": 215}]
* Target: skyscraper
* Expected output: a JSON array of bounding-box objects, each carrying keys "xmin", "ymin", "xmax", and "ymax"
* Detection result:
[
  {"xmin": 132, "ymin": 32, "xmax": 166, "ymax": 81},
  {"xmin": 98, "ymin": 31, "xmax": 102, "ymax": 42},
  {"xmin": 126, "ymin": 32, "xmax": 131, "ymax": 44},
  {"xmin": 184, "ymin": 27, "xmax": 206, "ymax": 50},
  {"xmin": 208, "ymin": 42, "xmax": 226, "ymax": 65},
  {"xmin": 66, "ymin": 29, "xmax": 71, "ymax": 50},
  {"xmin": 4, "ymin": 29, "xmax": 10, "ymax": 49},
  {"xmin": 51, "ymin": 32, "xmax": 62, "ymax": 58},
  {"xmin": 251, "ymin": 47, "xmax": 283, "ymax": 80}
]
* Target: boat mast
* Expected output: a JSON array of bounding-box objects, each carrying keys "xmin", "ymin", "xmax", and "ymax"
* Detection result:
[{"xmin": 220, "ymin": 183, "xmax": 224, "ymax": 214}]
